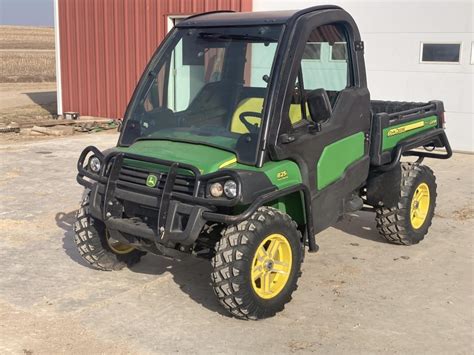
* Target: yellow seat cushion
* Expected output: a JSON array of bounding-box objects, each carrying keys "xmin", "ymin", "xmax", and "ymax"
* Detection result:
[
  {"xmin": 230, "ymin": 97, "xmax": 306, "ymax": 134},
  {"xmin": 289, "ymin": 103, "xmax": 309, "ymax": 125}
]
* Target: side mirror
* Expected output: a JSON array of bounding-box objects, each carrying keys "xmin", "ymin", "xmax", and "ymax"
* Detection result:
[{"xmin": 306, "ymin": 89, "xmax": 332, "ymax": 131}]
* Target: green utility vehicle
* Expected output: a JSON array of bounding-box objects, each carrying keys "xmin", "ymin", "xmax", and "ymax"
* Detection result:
[{"xmin": 74, "ymin": 6, "xmax": 452, "ymax": 319}]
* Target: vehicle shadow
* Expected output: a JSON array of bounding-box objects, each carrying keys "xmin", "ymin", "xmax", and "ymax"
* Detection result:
[
  {"xmin": 131, "ymin": 253, "xmax": 227, "ymax": 316},
  {"xmin": 55, "ymin": 210, "xmax": 227, "ymax": 316},
  {"xmin": 333, "ymin": 210, "xmax": 388, "ymax": 244}
]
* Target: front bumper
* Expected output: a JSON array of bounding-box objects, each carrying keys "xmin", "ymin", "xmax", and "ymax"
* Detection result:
[
  {"xmin": 86, "ymin": 181, "xmax": 209, "ymax": 247},
  {"xmin": 78, "ymin": 147, "xmax": 212, "ymax": 247}
]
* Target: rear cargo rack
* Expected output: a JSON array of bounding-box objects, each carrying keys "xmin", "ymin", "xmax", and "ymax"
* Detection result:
[
  {"xmin": 369, "ymin": 100, "xmax": 450, "ymax": 168},
  {"xmin": 386, "ymin": 103, "xmax": 436, "ymax": 121},
  {"xmin": 371, "ymin": 100, "xmax": 436, "ymax": 121}
]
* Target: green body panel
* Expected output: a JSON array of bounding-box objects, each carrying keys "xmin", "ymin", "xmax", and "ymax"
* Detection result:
[
  {"xmin": 382, "ymin": 115, "xmax": 438, "ymax": 151},
  {"xmin": 229, "ymin": 160, "xmax": 305, "ymax": 224},
  {"xmin": 316, "ymin": 132, "xmax": 365, "ymax": 190},
  {"xmin": 231, "ymin": 160, "xmax": 302, "ymax": 189},
  {"xmin": 117, "ymin": 140, "xmax": 236, "ymax": 174}
]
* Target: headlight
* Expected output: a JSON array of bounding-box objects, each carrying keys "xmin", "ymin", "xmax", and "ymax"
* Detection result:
[
  {"xmin": 89, "ymin": 156, "xmax": 101, "ymax": 173},
  {"xmin": 223, "ymin": 180, "xmax": 237, "ymax": 198},
  {"xmin": 209, "ymin": 182, "xmax": 224, "ymax": 197}
]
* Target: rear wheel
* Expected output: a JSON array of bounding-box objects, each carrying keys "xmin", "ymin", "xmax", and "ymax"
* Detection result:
[
  {"xmin": 211, "ymin": 206, "xmax": 303, "ymax": 320},
  {"xmin": 73, "ymin": 191, "xmax": 146, "ymax": 271},
  {"xmin": 375, "ymin": 163, "xmax": 437, "ymax": 245}
]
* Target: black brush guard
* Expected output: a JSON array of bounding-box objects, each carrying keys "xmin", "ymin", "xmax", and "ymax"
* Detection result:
[{"xmin": 77, "ymin": 147, "xmax": 209, "ymax": 247}]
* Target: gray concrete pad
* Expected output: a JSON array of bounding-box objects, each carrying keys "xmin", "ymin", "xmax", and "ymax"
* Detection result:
[{"xmin": 0, "ymin": 133, "xmax": 472, "ymax": 354}]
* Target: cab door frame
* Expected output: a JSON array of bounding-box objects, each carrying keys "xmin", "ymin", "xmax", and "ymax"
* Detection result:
[{"xmin": 266, "ymin": 9, "xmax": 371, "ymax": 233}]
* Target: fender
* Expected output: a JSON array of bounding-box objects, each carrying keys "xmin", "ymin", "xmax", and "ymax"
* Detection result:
[{"xmin": 202, "ymin": 184, "xmax": 318, "ymax": 252}]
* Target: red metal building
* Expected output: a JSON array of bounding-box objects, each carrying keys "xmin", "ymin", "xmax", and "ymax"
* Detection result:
[{"xmin": 54, "ymin": 0, "xmax": 252, "ymax": 119}]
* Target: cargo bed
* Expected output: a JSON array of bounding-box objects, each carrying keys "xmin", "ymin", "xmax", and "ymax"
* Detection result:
[{"xmin": 369, "ymin": 100, "xmax": 451, "ymax": 167}]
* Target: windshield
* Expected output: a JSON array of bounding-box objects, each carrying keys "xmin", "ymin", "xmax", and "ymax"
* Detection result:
[{"xmin": 120, "ymin": 25, "xmax": 284, "ymax": 165}]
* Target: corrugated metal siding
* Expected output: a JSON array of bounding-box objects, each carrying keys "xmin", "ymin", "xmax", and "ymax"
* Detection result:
[{"xmin": 58, "ymin": 0, "xmax": 252, "ymax": 118}]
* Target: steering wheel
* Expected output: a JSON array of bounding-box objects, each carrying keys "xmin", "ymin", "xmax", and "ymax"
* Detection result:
[{"xmin": 239, "ymin": 111, "xmax": 262, "ymax": 134}]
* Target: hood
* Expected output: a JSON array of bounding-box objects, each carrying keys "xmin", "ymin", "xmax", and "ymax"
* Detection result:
[{"xmin": 117, "ymin": 140, "xmax": 237, "ymax": 175}]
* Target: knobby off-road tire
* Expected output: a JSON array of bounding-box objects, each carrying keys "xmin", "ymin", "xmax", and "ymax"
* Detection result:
[
  {"xmin": 211, "ymin": 206, "xmax": 303, "ymax": 320},
  {"xmin": 375, "ymin": 163, "xmax": 437, "ymax": 245},
  {"xmin": 73, "ymin": 191, "xmax": 146, "ymax": 271}
]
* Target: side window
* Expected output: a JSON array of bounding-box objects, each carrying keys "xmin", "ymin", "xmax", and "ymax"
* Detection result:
[
  {"xmin": 289, "ymin": 24, "xmax": 350, "ymax": 127},
  {"xmin": 330, "ymin": 42, "xmax": 347, "ymax": 61},
  {"xmin": 301, "ymin": 24, "xmax": 349, "ymax": 93}
]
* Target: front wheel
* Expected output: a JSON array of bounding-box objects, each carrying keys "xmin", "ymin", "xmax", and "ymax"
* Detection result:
[
  {"xmin": 375, "ymin": 163, "xmax": 437, "ymax": 245},
  {"xmin": 211, "ymin": 207, "xmax": 303, "ymax": 320},
  {"xmin": 73, "ymin": 192, "xmax": 146, "ymax": 270}
]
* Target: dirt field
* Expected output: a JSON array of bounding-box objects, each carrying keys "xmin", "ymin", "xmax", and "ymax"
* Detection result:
[
  {"xmin": 0, "ymin": 26, "xmax": 55, "ymax": 83},
  {"xmin": 0, "ymin": 133, "xmax": 472, "ymax": 354},
  {"xmin": 0, "ymin": 26, "xmax": 57, "ymax": 129},
  {"xmin": 0, "ymin": 51, "xmax": 56, "ymax": 83},
  {"xmin": 0, "ymin": 26, "xmax": 54, "ymax": 50}
]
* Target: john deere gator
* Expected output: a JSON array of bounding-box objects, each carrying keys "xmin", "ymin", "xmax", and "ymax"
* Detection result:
[{"xmin": 74, "ymin": 6, "xmax": 452, "ymax": 319}]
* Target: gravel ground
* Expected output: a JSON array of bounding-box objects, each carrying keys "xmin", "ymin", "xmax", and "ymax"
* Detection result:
[{"xmin": 0, "ymin": 133, "xmax": 472, "ymax": 354}]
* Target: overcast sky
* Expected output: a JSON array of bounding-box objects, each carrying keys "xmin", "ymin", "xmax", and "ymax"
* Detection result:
[{"xmin": 0, "ymin": 0, "xmax": 54, "ymax": 26}]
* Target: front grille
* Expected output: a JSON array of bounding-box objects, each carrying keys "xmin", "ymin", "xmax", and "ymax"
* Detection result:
[{"xmin": 117, "ymin": 165, "xmax": 196, "ymax": 196}]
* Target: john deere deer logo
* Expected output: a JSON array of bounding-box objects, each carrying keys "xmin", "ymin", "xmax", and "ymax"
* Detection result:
[{"xmin": 146, "ymin": 174, "xmax": 158, "ymax": 187}]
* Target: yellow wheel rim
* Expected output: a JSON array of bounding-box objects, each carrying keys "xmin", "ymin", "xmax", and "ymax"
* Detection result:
[
  {"xmin": 410, "ymin": 182, "xmax": 430, "ymax": 229},
  {"xmin": 106, "ymin": 230, "xmax": 135, "ymax": 254},
  {"xmin": 251, "ymin": 234, "xmax": 292, "ymax": 299}
]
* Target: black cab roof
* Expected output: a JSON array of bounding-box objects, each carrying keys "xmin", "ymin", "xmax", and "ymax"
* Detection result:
[{"xmin": 177, "ymin": 6, "xmax": 342, "ymax": 28}]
